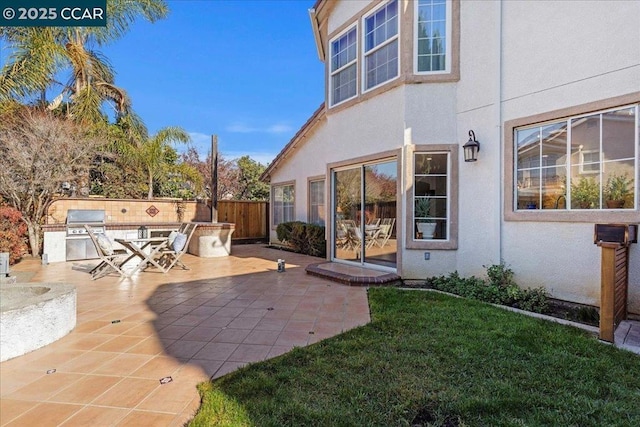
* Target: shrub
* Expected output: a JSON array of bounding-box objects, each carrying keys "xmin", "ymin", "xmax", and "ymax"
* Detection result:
[
  {"xmin": 427, "ymin": 263, "xmax": 549, "ymax": 314},
  {"xmin": 276, "ymin": 221, "xmax": 305, "ymax": 243},
  {"xmin": 304, "ymin": 224, "xmax": 327, "ymax": 257},
  {"xmin": 275, "ymin": 221, "xmax": 326, "ymax": 258},
  {"xmin": 0, "ymin": 205, "xmax": 29, "ymax": 265},
  {"xmin": 485, "ymin": 262, "xmax": 515, "ymax": 288},
  {"xmin": 289, "ymin": 222, "xmax": 309, "ymax": 254},
  {"xmin": 516, "ymin": 287, "xmax": 549, "ymax": 313}
]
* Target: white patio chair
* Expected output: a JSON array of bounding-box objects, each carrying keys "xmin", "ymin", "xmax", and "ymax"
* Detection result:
[{"xmin": 375, "ymin": 218, "xmax": 395, "ymax": 247}]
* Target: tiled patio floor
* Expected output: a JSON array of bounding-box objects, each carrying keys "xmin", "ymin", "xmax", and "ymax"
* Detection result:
[
  {"xmin": 615, "ymin": 320, "xmax": 640, "ymax": 355},
  {"xmin": 1, "ymin": 245, "xmax": 371, "ymax": 426}
]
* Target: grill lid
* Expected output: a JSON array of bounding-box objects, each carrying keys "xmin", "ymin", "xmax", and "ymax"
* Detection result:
[{"xmin": 66, "ymin": 209, "xmax": 105, "ymax": 224}]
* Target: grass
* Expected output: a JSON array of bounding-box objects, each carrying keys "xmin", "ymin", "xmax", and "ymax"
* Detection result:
[{"xmin": 189, "ymin": 288, "xmax": 640, "ymax": 426}]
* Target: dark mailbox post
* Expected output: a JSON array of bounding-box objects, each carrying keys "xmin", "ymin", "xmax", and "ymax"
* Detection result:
[{"xmin": 594, "ymin": 223, "xmax": 637, "ymax": 245}]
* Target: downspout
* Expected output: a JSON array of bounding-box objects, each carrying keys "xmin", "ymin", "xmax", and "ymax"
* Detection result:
[
  {"xmin": 498, "ymin": 0, "xmax": 505, "ymax": 262},
  {"xmin": 309, "ymin": 8, "xmax": 325, "ymax": 61}
]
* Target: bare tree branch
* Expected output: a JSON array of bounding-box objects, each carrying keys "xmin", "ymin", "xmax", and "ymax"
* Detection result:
[{"xmin": 0, "ymin": 107, "xmax": 106, "ymax": 256}]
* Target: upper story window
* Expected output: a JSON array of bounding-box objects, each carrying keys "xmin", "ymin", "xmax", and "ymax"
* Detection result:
[
  {"xmin": 364, "ymin": 0, "xmax": 399, "ymax": 91},
  {"xmin": 330, "ymin": 26, "xmax": 357, "ymax": 106},
  {"xmin": 515, "ymin": 104, "xmax": 638, "ymax": 211},
  {"xmin": 415, "ymin": 0, "xmax": 450, "ymax": 73}
]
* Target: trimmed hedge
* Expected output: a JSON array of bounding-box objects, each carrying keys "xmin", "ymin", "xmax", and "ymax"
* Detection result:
[{"xmin": 276, "ymin": 221, "xmax": 326, "ymax": 258}]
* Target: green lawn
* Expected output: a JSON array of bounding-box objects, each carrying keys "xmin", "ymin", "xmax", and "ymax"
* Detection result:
[{"xmin": 189, "ymin": 288, "xmax": 640, "ymax": 426}]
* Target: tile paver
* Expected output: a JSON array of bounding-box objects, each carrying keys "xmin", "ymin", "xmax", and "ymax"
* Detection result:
[
  {"xmin": 0, "ymin": 245, "xmax": 371, "ymax": 426},
  {"xmin": 0, "ymin": 244, "xmax": 372, "ymax": 425},
  {"xmin": 616, "ymin": 320, "xmax": 640, "ymax": 355}
]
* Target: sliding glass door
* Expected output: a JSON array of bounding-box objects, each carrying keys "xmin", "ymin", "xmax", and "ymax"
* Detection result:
[
  {"xmin": 334, "ymin": 167, "xmax": 361, "ymax": 263},
  {"xmin": 333, "ymin": 159, "xmax": 397, "ymax": 269}
]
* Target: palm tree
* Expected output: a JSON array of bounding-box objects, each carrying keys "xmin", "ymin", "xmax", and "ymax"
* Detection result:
[
  {"xmin": 0, "ymin": 0, "xmax": 168, "ymax": 124},
  {"xmin": 116, "ymin": 126, "xmax": 201, "ymax": 200}
]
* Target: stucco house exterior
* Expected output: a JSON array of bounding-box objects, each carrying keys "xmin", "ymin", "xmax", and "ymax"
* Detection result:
[{"xmin": 260, "ymin": 0, "xmax": 640, "ymax": 314}]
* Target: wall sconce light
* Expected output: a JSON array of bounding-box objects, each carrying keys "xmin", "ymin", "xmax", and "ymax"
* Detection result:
[{"xmin": 463, "ymin": 130, "xmax": 480, "ymax": 162}]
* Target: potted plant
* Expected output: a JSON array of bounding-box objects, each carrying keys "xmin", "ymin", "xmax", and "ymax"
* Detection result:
[
  {"xmin": 415, "ymin": 197, "xmax": 436, "ymax": 238},
  {"xmin": 570, "ymin": 177, "xmax": 599, "ymax": 209},
  {"xmin": 604, "ymin": 173, "xmax": 634, "ymax": 208}
]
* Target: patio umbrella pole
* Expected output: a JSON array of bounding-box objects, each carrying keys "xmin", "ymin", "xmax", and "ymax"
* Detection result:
[{"xmin": 211, "ymin": 134, "xmax": 218, "ymax": 223}]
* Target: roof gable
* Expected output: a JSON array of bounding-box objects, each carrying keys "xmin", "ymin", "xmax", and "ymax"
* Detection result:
[{"xmin": 260, "ymin": 103, "xmax": 326, "ymax": 182}]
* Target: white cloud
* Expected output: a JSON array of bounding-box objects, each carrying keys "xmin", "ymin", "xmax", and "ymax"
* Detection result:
[
  {"xmin": 181, "ymin": 132, "xmax": 214, "ymax": 158},
  {"xmin": 188, "ymin": 132, "xmax": 212, "ymax": 147},
  {"xmin": 266, "ymin": 124, "xmax": 293, "ymax": 134},
  {"xmin": 226, "ymin": 123, "xmax": 257, "ymax": 133},
  {"xmin": 226, "ymin": 122, "xmax": 293, "ymax": 134},
  {"xmin": 224, "ymin": 151, "xmax": 276, "ymax": 166}
]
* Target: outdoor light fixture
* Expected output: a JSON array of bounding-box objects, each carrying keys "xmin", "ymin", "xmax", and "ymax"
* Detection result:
[{"xmin": 463, "ymin": 130, "xmax": 480, "ymax": 162}]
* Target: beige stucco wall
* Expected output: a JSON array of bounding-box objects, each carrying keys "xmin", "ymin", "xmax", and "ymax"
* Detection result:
[
  {"xmin": 501, "ymin": 0, "xmax": 639, "ymax": 107},
  {"xmin": 327, "ymin": 0, "xmax": 371, "ymax": 34},
  {"xmin": 497, "ymin": 0, "xmax": 640, "ymax": 312},
  {"xmin": 270, "ymin": 0, "xmax": 640, "ymax": 313},
  {"xmin": 270, "ymin": 86, "xmax": 407, "ymax": 229}
]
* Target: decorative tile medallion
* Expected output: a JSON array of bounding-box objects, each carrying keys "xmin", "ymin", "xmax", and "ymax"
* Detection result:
[{"xmin": 146, "ymin": 205, "xmax": 159, "ymax": 217}]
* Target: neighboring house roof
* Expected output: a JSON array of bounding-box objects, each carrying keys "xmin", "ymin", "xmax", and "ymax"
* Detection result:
[{"xmin": 260, "ymin": 103, "xmax": 326, "ymax": 182}]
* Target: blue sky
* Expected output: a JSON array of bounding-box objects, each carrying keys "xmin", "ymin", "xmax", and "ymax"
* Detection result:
[{"xmin": 100, "ymin": 0, "xmax": 325, "ymax": 165}]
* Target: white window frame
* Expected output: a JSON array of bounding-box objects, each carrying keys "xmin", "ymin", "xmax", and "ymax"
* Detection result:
[
  {"xmin": 272, "ymin": 182, "xmax": 295, "ymax": 228},
  {"xmin": 308, "ymin": 178, "xmax": 326, "ymax": 226},
  {"xmin": 513, "ymin": 104, "xmax": 638, "ymax": 211},
  {"xmin": 329, "ymin": 24, "xmax": 358, "ymax": 107},
  {"xmin": 413, "ymin": 151, "xmax": 451, "ymax": 242},
  {"xmin": 362, "ymin": 0, "xmax": 400, "ymax": 93},
  {"xmin": 579, "ymin": 150, "xmax": 600, "ymax": 174},
  {"xmin": 414, "ymin": 0, "xmax": 452, "ymax": 75}
]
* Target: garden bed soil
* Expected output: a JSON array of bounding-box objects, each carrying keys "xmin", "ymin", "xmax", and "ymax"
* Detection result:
[{"xmin": 544, "ymin": 299, "xmax": 600, "ymax": 327}]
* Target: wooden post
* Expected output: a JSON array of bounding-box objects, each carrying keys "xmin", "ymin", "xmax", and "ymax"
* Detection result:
[
  {"xmin": 211, "ymin": 135, "xmax": 218, "ymax": 223},
  {"xmin": 598, "ymin": 242, "xmax": 621, "ymax": 342}
]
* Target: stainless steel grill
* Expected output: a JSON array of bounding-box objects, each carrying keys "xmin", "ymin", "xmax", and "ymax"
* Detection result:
[{"xmin": 65, "ymin": 209, "xmax": 106, "ymax": 261}]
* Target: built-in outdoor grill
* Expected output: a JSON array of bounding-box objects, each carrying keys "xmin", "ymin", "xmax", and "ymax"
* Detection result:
[{"xmin": 65, "ymin": 209, "xmax": 106, "ymax": 261}]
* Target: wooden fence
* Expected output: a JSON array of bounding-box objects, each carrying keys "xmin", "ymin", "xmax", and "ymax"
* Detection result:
[{"xmin": 216, "ymin": 200, "xmax": 268, "ymax": 241}]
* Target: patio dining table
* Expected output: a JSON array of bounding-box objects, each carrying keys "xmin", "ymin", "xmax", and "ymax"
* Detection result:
[{"xmin": 114, "ymin": 236, "xmax": 169, "ymax": 276}]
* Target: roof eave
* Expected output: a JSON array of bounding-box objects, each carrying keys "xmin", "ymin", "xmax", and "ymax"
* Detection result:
[
  {"xmin": 309, "ymin": 8, "xmax": 325, "ymax": 61},
  {"xmin": 260, "ymin": 103, "xmax": 326, "ymax": 182}
]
